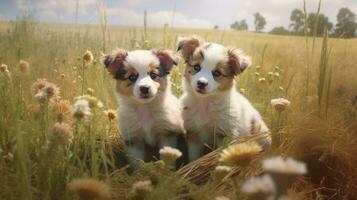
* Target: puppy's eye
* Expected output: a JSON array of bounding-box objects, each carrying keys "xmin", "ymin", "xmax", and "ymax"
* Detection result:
[
  {"xmin": 212, "ymin": 70, "xmax": 222, "ymax": 77},
  {"xmin": 149, "ymin": 72, "xmax": 159, "ymax": 80},
  {"xmin": 128, "ymin": 74, "xmax": 138, "ymax": 82},
  {"xmin": 193, "ymin": 64, "xmax": 201, "ymax": 72}
]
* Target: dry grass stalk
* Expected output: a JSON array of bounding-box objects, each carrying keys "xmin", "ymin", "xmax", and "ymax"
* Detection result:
[{"xmin": 176, "ymin": 132, "xmax": 271, "ymax": 185}]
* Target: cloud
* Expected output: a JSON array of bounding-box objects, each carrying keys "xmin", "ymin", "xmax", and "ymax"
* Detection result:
[
  {"xmin": 13, "ymin": 0, "xmax": 357, "ymax": 30},
  {"xmin": 107, "ymin": 8, "xmax": 212, "ymax": 28},
  {"xmin": 16, "ymin": 0, "xmax": 97, "ymax": 20}
]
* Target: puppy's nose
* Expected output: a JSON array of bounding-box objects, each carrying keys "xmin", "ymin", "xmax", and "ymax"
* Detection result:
[
  {"xmin": 140, "ymin": 86, "xmax": 150, "ymax": 94},
  {"xmin": 197, "ymin": 80, "xmax": 208, "ymax": 89}
]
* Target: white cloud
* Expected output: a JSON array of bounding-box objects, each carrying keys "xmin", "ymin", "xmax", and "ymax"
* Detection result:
[
  {"xmin": 13, "ymin": 0, "xmax": 357, "ymax": 30},
  {"xmin": 107, "ymin": 8, "xmax": 212, "ymax": 28},
  {"xmin": 16, "ymin": 0, "xmax": 97, "ymax": 20}
]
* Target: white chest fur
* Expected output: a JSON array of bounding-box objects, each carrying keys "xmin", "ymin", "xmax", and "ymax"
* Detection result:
[{"xmin": 118, "ymin": 94, "xmax": 184, "ymax": 146}]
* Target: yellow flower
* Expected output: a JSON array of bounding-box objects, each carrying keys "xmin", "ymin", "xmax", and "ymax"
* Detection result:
[
  {"xmin": 219, "ymin": 142, "xmax": 262, "ymax": 166},
  {"xmin": 68, "ymin": 178, "xmax": 110, "ymax": 200},
  {"xmin": 83, "ymin": 50, "xmax": 94, "ymax": 64}
]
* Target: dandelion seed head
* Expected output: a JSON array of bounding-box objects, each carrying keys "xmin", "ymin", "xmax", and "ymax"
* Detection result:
[
  {"xmin": 83, "ymin": 50, "xmax": 94, "ymax": 64},
  {"xmin": 75, "ymin": 95, "xmax": 103, "ymax": 109},
  {"xmin": 271, "ymin": 98, "xmax": 290, "ymax": 111},
  {"xmin": 262, "ymin": 156, "xmax": 307, "ymax": 175},
  {"xmin": 34, "ymin": 91, "xmax": 47, "ymax": 102},
  {"xmin": 241, "ymin": 175, "xmax": 276, "ymax": 200},
  {"xmin": 72, "ymin": 99, "xmax": 91, "ymax": 119},
  {"xmin": 219, "ymin": 142, "xmax": 262, "ymax": 166},
  {"xmin": 51, "ymin": 99, "xmax": 71, "ymax": 122},
  {"xmin": 44, "ymin": 82, "xmax": 60, "ymax": 98},
  {"xmin": 32, "ymin": 79, "xmax": 48, "ymax": 94}
]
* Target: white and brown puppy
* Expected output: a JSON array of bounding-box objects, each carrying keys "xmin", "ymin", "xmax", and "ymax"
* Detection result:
[
  {"xmin": 177, "ymin": 36, "xmax": 271, "ymax": 161},
  {"xmin": 102, "ymin": 49, "xmax": 185, "ymax": 164}
]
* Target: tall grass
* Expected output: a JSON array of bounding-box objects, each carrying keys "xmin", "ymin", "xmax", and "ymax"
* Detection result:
[{"xmin": 0, "ymin": 10, "xmax": 356, "ymax": 199}]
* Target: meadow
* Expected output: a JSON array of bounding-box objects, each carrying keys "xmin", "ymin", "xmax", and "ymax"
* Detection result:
[{"xmin": 0, "ymin": 16, "xmax": 357, "ymax": 200}]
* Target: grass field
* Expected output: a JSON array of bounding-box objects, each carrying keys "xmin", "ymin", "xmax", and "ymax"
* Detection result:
[{"xmin": 0, "ymin": 17, "xmax": 357, "ymax": 200}]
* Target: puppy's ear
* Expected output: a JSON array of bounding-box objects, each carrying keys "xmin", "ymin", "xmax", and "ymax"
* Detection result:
[
  {"xmin": 177, "ymin": 36, "xmax": 203, "ymax": 62},
  {"xmin": 153, "ymin": 49, "xmax": 179, "ymax": 76},
  {"xmin": 102, "ymin": 49, "xmax": 128, "ymax": 78},
  {"xmin": 227, "ymin": 48, "xmax": 252, "ymax": 75}
]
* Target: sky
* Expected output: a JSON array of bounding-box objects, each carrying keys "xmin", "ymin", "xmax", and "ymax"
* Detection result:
[{"xmin": 0, "ymin": 0, "xmax": 356, "ymax": 31}]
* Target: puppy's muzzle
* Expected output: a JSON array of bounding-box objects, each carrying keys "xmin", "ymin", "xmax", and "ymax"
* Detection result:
[
  {"xmin": 197, "ymin": 80, "xmax": 208, "ymax": 90},
  {"xmin": 139, "ymin": 86, "xmax": 150, "ymax": 97}
]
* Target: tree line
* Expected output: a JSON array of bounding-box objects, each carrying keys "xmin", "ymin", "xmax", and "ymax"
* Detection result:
[{"xmin": 229, "ymin": 7, "xmax": 357, "ymax": 38}]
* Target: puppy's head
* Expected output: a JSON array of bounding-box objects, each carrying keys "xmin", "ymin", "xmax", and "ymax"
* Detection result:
[
  {"xmin": 103, "ymin": 49, "xmax": 178, "ymax": 103},
  {"xmin": 177, "ymin": 36, "xmax": 251, "ymax": 97}
]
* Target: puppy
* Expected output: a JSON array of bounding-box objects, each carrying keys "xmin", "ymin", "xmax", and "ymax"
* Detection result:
[
  {"xmin": 102, "ymin": 48, "xmax": 185, "ymax": 165},
  {"xmin": 177, "ymin": 36, "xmax": 271, "ymax": 161}
]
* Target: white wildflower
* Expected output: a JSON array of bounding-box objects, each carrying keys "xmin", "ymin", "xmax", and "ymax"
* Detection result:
[
  {"xmin": 262, "ymin": 156, "xmax": 307, "ymax": 196},
  {"xmin": 271, "ymin": 98, "xmax": 290, "ymax": 111},
  {"xmin": 159, "ymin": 146, "xmax": 182, "ymax": 166},
  {"xmin": 241, "ymin": 174, "xmax": 276, "ymax": 200},
  {"xmin": 72, "ymin": 99, "xmax": 91, "ymax": 119}
]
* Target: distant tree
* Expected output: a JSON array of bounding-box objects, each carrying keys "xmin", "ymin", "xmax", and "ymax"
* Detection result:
[
  {"xmin": 307, "ymin": 13, "xmax": 333, "ymax": 36},
  {"xmin": 230, "ymin": 19, "xmax": 248, "ymax": 31},
  {"xmin": 290, "ymin": 9, "xmax": 304, "ymax": 34},
  {"xmin": 253, "ymin": 12, "xmax": 266, "ymax": 32},
  {"xmin": 270, "ymin": 26, "xmax": 290, "ymax": 35},
  {"xmin": 334, "ymin": 8, "xmax": 357, "ymax": 38}
]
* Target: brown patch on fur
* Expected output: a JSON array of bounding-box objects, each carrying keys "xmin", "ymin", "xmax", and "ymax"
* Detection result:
[
  {"xmin": 147, "ymin": 63, "xmax": 158, "ymax": 73},
  {"xmin": 153, "ymin": 49, "xmax": 177, "ymax": 73},
  {"xmin": 227, "ymin": 48, "xmax": 241, "ymax": 75},
  {"xmin": 105, "ymin": 49, "xmax": 128, "ymax": 78},
  {"xmin": 177, "ymin": 37, "xmax": 201, "ymax": 61},
  {"xmin": 115, "ymin": 67, "xmax": 137, "ymax": 96},
  {"xmin": 214, "ymin": 61, "xmax": 234, "ymax": 91},
  {"xmin": 146, "ymin": 63, "xmax": 167, "ymax": 92}
]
